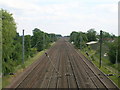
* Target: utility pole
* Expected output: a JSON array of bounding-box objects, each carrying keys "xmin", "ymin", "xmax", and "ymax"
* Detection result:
[
  {"xmin": 80, "ymin": 33, "xmax": 82, "ymax": 49},
  {"xmin": 116, "ymin": 49, "xmax": 118, "ymax": 65},
  {"xmin": 43, "ymin": 33, "xmax": 45, "ymax": 49},
  {"xmin": 99, "ymin": 30, "xmax": 102, "ymax": 68},
  {"xmin": 22, "ymin": 29, "xmax": 24, "ymax": 64},
  {"xmin": 80, "ymin": 33, "xmax": 81, "ymax": 49}
]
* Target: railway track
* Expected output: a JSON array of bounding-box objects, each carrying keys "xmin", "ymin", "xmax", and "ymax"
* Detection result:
[{"xmin": 7, "ymin": 38, "xmax": 119, "ymax": 89}]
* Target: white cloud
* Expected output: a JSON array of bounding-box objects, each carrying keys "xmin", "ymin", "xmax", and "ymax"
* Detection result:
[
  {"xmin": 0, "ymin": 0, "xmax": 39, "ymax": 10},
  {"xmin": 0, "ymin": 0, "xmax": 118, "ymax": 36},
  {"xmin": 94, "ymin": 3, "xmax": 117, "ymax": 13}
]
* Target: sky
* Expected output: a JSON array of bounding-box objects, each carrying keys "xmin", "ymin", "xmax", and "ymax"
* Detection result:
[{"xmin": 0, "ymin": 0, "xmax": 119, "ymax": 36}]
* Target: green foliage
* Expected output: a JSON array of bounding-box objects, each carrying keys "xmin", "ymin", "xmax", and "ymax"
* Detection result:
[
  {"xmin": 30, "ymin": 48, "xmax": 37, "ymax": 57},
  {"xmin": 25, "ymin": 35, "xmax": 31, "ymax": 58},
  {"xmin": 44, "ymin": 33, "xmax": 50, "ymax": 49},
  {"xmin": 118, "ymin": 36, "xmax": 120, "ymax": 63},
  {"xmin": 108, "ymin": 43, "xmax": 116, "ymax": 64},
  {"xmin": 2, "ymin": 9, "xmax": 17, "ymax": 75},
  {"xmin": 102, "ymin": 31, "xmax": 112, "ymax": 38},
  {"xmin": 31, "ymin": 28, "xmax": 44, "ymax": 51},
  {"xmin": 2, "ymin": 10, "xmax": 58, "ymax": 75},
  {"xmin": 87, "ymin": 29, "xmax": 97, "ymax": 42},
  {"xmin": 56, "ymin": 34, "xmax": 62, "ymax": 39},
  {"xmin": 70, "ymin": 29, "xmax": 119, "ymax": 66},
  {"xmin": 108, "ymin": 37, "xmax": 120, "ymax": 64},
  {"xmin": 49, "ymin": 33, "xmax": 57, "ymax": 42},
  {"xmin": 0, "ymin": 9, "xmax": 2, "ymax": 75},
  {"xmin": 74, "ymin": 32, "xmax": 82, "ymax": 49},
  {"xmin": 70, "ymin": 31, "xmax": 78, "ymax": 42},
  {"xmin": 70, "ymin": 31, "xmax": 88, "ymax": 49},
  {"xmin": 31, "ymin": 28, "xmax": 52, "ymax": 51},
  {"xmin": 12, "ymin": 33, "xmax": 22, "ymax": 63}
]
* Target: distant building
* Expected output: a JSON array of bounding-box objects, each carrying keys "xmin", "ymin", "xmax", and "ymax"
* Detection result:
[
  {"xmin": 102, "ymin": 38, "xmax": 115, "ymax": 42},
  {"xmin": 86, "ymin": 41, "xmax": 98, "ymax": 50},
  {"xmin": 86, "ymin": 41, "xmax": 98, "ymax": 45}
]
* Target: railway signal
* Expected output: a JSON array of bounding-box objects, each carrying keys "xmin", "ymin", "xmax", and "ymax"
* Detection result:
[{"xmin": 45, "ymin": 52, "xmax": 62, "ymax": 78}]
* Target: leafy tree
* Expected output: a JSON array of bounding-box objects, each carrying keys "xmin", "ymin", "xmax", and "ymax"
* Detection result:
[
  {"xmin": 118, "ymin": 36, "xmax": 120, "ymax": 63},
  {"xmin": 11, "ymin": 33, "xmax": 22, "ymax": 64},
  {"xmin": 56, "ymin": 34, "xmax": 62, "ymax": 39},
  {"xmin": 0, "ymin": 9, "xmax": 2, "ymax": 73},
  {"xmin": 31, "ymin": 28, "xmax": 55, "ymax": 51},
  {"xmin": 108, "ymin": 42, "xmax": 117, "ymax": 64},
  {"xmin": 70, "ymin": 31, "xmax": 88, "ymax": 49},
  {"xmin": 25, "ymin": 35, "xmax": 31, "ymax": 58},
  {"xmin": 87, "ymin": 29, "xmax": 97, "ymax": 42},
  {"xmin": 70, "ymin": 31, "xmax": 78, "ymax": 43},
  {"xmin": 31, "ymin": 28, "xmax": 58, "ymax": 51},
  {"xmin": 108, "ymin": 37, "xmax": 120, "ymax": 64},
  {"xmin": 101, "ymin": 31, "xmax": 116, "ymax": 42},
  {"xmin": 49, "ymin": 33, "xmax": 57, "ymax": 42},
  {"xmin": 102, "ymin": 31, "xmax": 112, "ymax": 38},
  {"xmin": 1, "ymin": 9, "xmax": 59, "ymax": 75},
  {"xmin": 31, "ymin": 28, "xmax": 44, "ymax": 51},
  {"xmin": 44, "ymin": 33, "xmax": 51, "ymax": 49},
  {"xmin": 74, "ymin": 32, "xmax": 81, "ymax": 48},
  {"xmin": 2, "ymin": 9, "xmax": 17, "ymax": 75}
]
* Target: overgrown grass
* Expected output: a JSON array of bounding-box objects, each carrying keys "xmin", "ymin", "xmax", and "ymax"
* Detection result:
[
  {"xmin": 2, "ymin": 50, "xmax": 46, "ymax": 88},
  {"xmin": 80, "ymin": 49, "xmax": 120, "ymax": 88},
  {"xmin": 0, "ymin": 77, "xmax": 2, "ymax": 90},
  {"xmin": 0, "ymin": 68, "xmax": 1, "ymax": 90},
  {"xmin": 15, "ymin": 50, "xmax": 46, "ymax": 72}
]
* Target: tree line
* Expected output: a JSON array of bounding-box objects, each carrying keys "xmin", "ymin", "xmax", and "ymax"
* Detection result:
[
  {"xmin": 1, "ymin": 9, "xmax": 61, "ymax": 75},
  {"xmin": 70, "ymin": 29, "xmax": 120, "ymax": 64}
]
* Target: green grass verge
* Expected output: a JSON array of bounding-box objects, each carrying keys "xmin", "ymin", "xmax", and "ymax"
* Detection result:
[
  {"xmin": 80, "ymin": 49, "xmax": 120, "ymax": 88},
  {"xmin": 15, "ymin": 50, "xmax": 46, "ymax": 72}
]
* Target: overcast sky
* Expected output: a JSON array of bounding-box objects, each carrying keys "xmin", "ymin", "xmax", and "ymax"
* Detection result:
[{"xmin": 0, "ymin": 0, "xmax": 119, "ymax": 36}]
